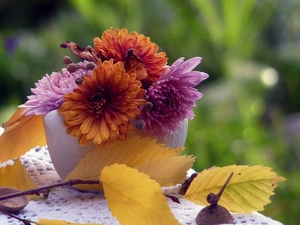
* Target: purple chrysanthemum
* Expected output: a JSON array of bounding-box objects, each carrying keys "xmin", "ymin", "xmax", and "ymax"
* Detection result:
[
  {"xmin": 140, "ymin": 57, "xmax": 209, "ymax": 139},
  {"xmin": 19, "ymin": 61, "xmax": 92, "ymax": 116}
]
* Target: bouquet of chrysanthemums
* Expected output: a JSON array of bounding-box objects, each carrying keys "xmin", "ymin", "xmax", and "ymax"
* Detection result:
[
  {"xmin": 0, "ymin": 28, "xmax": 208, "ymax": 180},
  {"xmin": 20, "ymin": 28, "xmax": 208, "ymax": 147}
]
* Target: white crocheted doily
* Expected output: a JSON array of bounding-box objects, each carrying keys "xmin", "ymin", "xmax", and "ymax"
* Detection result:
[{"xmin": 0, "ymin": 147, "xmax": 283, "ymax": 225}]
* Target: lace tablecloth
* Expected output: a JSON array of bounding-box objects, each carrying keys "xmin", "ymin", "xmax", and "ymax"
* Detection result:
[{"xmin": 0, "ymin": 146, "xmax": 283, "ymax": 225}]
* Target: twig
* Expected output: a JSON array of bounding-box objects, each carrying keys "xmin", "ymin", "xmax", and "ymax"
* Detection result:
[
  {"xmin": 0, "ymin": 179, "xmax": 101, "ymax": 201},
  {"xmin": 0, "ymin": 208, "xmax": 32, "ymax": 225},
  {"xmin": 217, "ymin": 172, "xmax": 234, "ymax": 200},
  {"xmin": 164, "ymin": 194, "xmax": 181, "ymax": 204}
]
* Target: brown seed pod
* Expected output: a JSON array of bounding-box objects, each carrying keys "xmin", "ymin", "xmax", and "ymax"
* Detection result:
[
  {"xmin": 86, "ymin": 62, "xmax": 96, "ymax": 70},
  {"xmin": 67, "ymin": 63, "xmax": 78, "ymax": 73},
  {"xmin": 75, "ymin": 77, "xmax": 84, "ymax": 85},
  {"xmin": 135, "ymin": 118, "xmax": 146, "ymax": 129},
  {"xmin": 0, "ymin": 188, "xmax": 29, "ymax": 213},
  {"xmin": 195, "ymin": 172, "xmax": 234, "ymax": 225},
  {"xmin": 62, "ymin": 56, "xmax": 73, "ymax": 65},
  {"xmin": 143, "ymin": 102, "xmax": 153, "ymax": 111}
]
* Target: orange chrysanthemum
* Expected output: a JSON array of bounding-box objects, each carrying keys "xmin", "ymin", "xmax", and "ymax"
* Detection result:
[
  {"xmin": 58, "ymin": 59, "xmax": 145, "ymax": 148},
  {"xmin": 94, "ymin": 28, "xmax": 168, "ymax": 85}
]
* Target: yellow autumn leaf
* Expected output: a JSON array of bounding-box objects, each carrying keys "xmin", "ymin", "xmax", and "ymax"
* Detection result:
[
  {"xmin": 184, "ymin": 165, "xmax": 286, "ymax": 213},
  {"xmin": 64, "ymin": 135, "xmax": 185, "ymax": 190},
  {"xmin": 37, "ymin": 218, "xmax": 103, "ymax": 225},
  {"xmin": 136, "ymin": 155, "xmax": 195, "ymax": 186},
  {"xmin": 100, "ymin": 164, "xmax": 180, "ymax": 225},
  {"xmin": 0, "ymin": 158, "xmax": 38, "ymax": 191},
  {"xmin": 0, "ymin": 108, "xmax": 47, "ymax": 162}
]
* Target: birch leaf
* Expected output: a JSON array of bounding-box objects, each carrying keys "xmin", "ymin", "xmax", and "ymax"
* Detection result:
[
  {"xmin": 136, "ymin": 155, "xmax": 195, "ymax": 186},
  {"xmin": 37, "ymin": 218, "xmax": 104, "ymax": 225},
  {"xmin": 100, "ymin": 164, "xmax": 180, "ymax": 225},
  {"xmin": 0, "ymin": 158, "xmax": 37, "ymax": 191},
  {"xmin": 0, "ymin": 108, "xmax": 46, "ymax": 162},
  {"xmin": 64, "ymin": 135, "xmax": 184, "ymax": 190},
  {"xmin": 184, "ymin": 165, "xmax": 286, "ymax": 213}
]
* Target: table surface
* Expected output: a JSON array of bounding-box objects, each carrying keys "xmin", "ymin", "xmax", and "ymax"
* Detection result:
[{"xmin": 0, "ymin": 146, "xmax": 283, "ymax": 225}]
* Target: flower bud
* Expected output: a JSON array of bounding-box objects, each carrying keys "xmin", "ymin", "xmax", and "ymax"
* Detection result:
[
  {"xmin": 143, "ymin": 102, "xmax": 153, "ymax": 111},
  {"xmin": 86, "ymin": 62, "xmax": 96, "ymax": 70},
  {"xmin": 75, "ymin": 77, "xmax": 84, "ymax": 85},
  {"xmin": 63, "ymin": 56, "xmax": 72, "ymax": 65},
  {"xmin": 67, "ymin": 63, "xmax": 78, "ymax": 73},
  {"xmin": 135, "ymin": 119, "xmax": 145, "ymax": 129}
]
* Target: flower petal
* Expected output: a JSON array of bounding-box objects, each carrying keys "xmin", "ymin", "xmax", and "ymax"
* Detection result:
[
  {"xmin": 140, "ymin": 57, "xmax": 208, "ymax": 139},
  {"xmin": 58, "ymin": 60, "xmax": 145, "ymax": 148}
]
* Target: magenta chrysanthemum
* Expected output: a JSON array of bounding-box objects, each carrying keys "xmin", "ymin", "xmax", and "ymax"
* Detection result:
[
  {"xmin": 140, "ymin": 57, "xmax": 209, "ymax": 139},
  {"xmin": 19, "ymin": 61, "xmax": 91, "ymax": 116}
]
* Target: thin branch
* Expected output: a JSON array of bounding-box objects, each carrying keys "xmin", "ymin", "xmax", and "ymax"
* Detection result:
[
  {"xmin": 164, "ymin": 194, "xmax": 181, "ymax": 204},
  {"xmin": 0, "ymin": 208, "xmax": 32, "ymax": 225},
  {"xmin": 216, "ymin": 172, "xmax": 234, "ymax": 202},
  {"xmin": 0, "ymin": 179, "xmax": 101, "ymax": 201}
]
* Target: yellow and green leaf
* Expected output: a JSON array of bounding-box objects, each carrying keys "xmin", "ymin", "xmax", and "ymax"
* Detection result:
[
  {"xmin": 64, "ymin": 135, "xmax": 188, "ymax": 190},
  {"xmin": 0, "ymin": 158, "xmax": 38, "ymax": 191},
  {"xmin": 100, "ymin": 164, "xmax": 180, "ymax": 225},
  {"xmin": 0, "ymin": 108, "xmax": 46, "ymax": 162},
  {"xmin": 136, "ymin": 154, "xmax": 194, "ymax": 187},
  {"xmin": 184, "ymin": 165, "xmax": 286, "ymax": 212}
]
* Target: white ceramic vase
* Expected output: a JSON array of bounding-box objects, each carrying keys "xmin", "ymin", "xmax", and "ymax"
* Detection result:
[{"xmin": 43, "ymin": 110, "xmax": 188, "ymax": 180}]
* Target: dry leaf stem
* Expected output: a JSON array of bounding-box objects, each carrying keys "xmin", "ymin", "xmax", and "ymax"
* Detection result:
[
  {"xmin": 0, "ymin": 208, "xmax": 32, "ymax": 225},
  {"xmin": 0, "ymin": 179, "xmax": 100, "ymax": 201},
  {"xmin": 217, "ymin": 172, "xmax": 234, "ymax": 201}
]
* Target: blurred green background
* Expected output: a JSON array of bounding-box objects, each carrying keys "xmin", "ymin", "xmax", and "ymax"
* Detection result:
[{"xmin": 0, "ymin": 0, "xmax": 299, "ymax": 224}]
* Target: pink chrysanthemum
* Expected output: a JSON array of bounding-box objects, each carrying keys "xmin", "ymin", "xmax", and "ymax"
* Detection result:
[
  {"xmin": 140, "ymin": 57, "xmax": 209, "ymax": 139},
  {"xmin": 19, "ymin": 61, "xmax": 91, "ymax": 116}
]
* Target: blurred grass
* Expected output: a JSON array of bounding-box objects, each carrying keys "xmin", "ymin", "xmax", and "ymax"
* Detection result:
[{"xmin": 1, "ymin": 0, "xmax": 300, "ymax": 224}]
